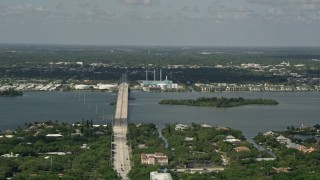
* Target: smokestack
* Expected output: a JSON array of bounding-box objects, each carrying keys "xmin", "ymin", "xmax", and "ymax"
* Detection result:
[
  {"xmin": 146, "ymin": 70, "xmax": 148, "ymax": 81},
  {"xmin": 154, "ymin": 69, "xmax": 156, "ymax": 81},
  {"xmin": 160, "ymin": 69, "xmax": 162, "ymax": 81}
]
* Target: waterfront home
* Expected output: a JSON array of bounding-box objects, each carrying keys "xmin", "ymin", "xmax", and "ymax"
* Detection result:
[
  {"xmin": 276, "ymin": 135, "xmax": 316, "ymax": 153},
  {"xmin": 175, "ymin": 124, "xmax": 189, "ymax": 131},
  {"xmin": 276, "ymin": 135, "xmax": 290, "ymax": 144},
  {"xmin": 217, "ymin": 127, "xmax": 230, "ymax": 131},
  {"xmin": 201, "ymin": 124, "xmax": 211, "ymax": 128},
  {"xmin": 263, "ymin": 131, "xmax": 277, "ymax": 136},
  {"xmin": 224, "ymin": 135, "xmax": 241, "ymax": 145}
]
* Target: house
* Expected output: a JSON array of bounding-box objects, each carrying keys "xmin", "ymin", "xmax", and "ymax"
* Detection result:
[
  {"xmin": 224, "ymin": 135, "xmax": 241, "ymax": 144},
  {"xmin": 286, "ymin": 142, "xmax": 301, "ymax": 149},
  {"xmin": 226, "ymin": 135, "xmax": 235, "ymax": 140},
  {"xmin": 281, "ymin": 136, "xmax": 317, "ymax": 153},
  {"xmin": 1, "ymin": 152, "xmax": 20, "ymax": 158},
  {"xmin": 255, "ymin": 158, "xmax": 276, "ymax": 161},
  {"xmin": 46, "ymin": 134, "xmax": 63, "ymax": 138},
  {"xmin": 201, "ymin": 124, "xmax": 211, "ymax": 128},
  {"xmin": 276, "ymin": 135, "xmax": 290, "ymax": 144},
  {"xmin": 141, "ymin": 152, "xmax": 168, "ymax": 165},
  {"xmin": 185, "ymin": 137, "xmax": 194, "ymax": 141},
  {"xmin": 263, "ymin": 131, "xmax": 276, "ymax": 136},
  {"xmin": 150, "ymin": 171, "xmax": 172, "ymax": 180},
  {"xmin": 138, "ymin": 144, "xmax": 147, "ymax": 148},
  {"xmin": 273, "ymin": 167, "xmax": 291, "ymax": 173},
  {"xmin": 175, "ymin": 124, "xmax": 189, "ymax": 131},
  {"xmin": 296, "ymin": 146, "xmax": 316, "ymax": 153},
  {"xmin": 234, "ymin": 146, "xmax": 250, "ymax": 152},
  {"xmin": 217, "ymin": 127, "xmax": 230, "ymax": 131}
]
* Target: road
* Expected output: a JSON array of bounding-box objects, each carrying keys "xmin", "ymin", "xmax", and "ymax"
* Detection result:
[{"xmin": 113, "ymin": 83, "xmax": 130, "ymax": 180}]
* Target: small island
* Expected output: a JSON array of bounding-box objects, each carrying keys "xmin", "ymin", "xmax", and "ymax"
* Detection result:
[
  {"xmin": 0, "ymin": 88, "xmax": 23, "ymax": 96},
  {"xmin": 159, "ymin": 97, "xmax": 279, "ymax": 108}
]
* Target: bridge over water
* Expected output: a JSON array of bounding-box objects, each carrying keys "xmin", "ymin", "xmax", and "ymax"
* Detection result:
[{"xmin": 112, "ymin": 83, "xmax": 130, "ymax": 179}]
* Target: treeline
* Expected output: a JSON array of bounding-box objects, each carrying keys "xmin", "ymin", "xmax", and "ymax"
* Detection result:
[
  {"xmin": 0, "ymin": 88, "xmax": 23, "ymax": 96},
  {"xmin": 159, "ymin": 97, "xmax": 279, "ymax": 108}
]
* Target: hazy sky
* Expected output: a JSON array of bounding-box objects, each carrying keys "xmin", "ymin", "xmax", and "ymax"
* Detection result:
[{"xmin": 1, "ymin": 0, "xmax": 320, "ymax": 46}]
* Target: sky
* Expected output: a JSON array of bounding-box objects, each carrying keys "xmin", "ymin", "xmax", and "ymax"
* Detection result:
[{"xmin": 0, "ymin": 0, "xmax": 320, "ymax": 46}]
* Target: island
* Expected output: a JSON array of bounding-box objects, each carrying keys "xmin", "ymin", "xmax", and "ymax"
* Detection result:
[
  {"xmin": 0, "ymin": 88, "xmax": 23, "ymax": 96},
  {"xmin": 159, "ymin": 97, "xmax": 279, "ymax": 108}
]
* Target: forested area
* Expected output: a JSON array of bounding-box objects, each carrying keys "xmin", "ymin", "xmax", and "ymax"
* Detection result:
[
  {"xmin": 0, "ymin": 120, "xmax": 119, "ymax": 179},
  {"xmin": 0, "ymin": 88, "xmax": 23, "ymax": 96}
]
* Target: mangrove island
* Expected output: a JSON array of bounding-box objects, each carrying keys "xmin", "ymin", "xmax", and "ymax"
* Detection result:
[{"xmin": 159, "ymin": 97, "xmax": 279, "ymax": 108}]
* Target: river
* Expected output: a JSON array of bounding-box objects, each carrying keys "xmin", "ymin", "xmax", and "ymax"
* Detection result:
[{"xmin": 1, "ymin": 91, "xmax": 319, "ymax": 140}]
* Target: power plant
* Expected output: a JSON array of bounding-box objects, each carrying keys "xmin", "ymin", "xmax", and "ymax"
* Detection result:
[{"xmin": 138, "ymin": 69, "xmax": 178, "ymax": 91}]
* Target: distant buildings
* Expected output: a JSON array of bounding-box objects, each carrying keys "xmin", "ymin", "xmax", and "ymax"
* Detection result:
[
  {"xmin": 74, "ymin": 84, "xmax": 118, "ymax": 90},
  {"xmin": 141, "ymin": 152, "xmax": 168, "ymax": 165},
  {"xmin": 276, "ymin": 135, "xmax": 316, "ymax": 153},
  {"xmin": 195, "ymin": 83, "xmax": 317, "ymax": 92}
]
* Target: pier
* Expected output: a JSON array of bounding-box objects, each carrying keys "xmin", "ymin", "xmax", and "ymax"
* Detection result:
[{"xmin": 112, "ymin": 83, "xmax": 130, "ymax": 179}]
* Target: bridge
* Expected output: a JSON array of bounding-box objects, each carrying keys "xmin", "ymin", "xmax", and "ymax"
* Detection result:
[{"xmin": 112, "ymin": 83, "xmax": 131, "ymax": 179}]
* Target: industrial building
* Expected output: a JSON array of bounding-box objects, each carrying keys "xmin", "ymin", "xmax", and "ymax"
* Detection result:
[{"xmin": 138, "ymin": 69, "xmax": 178, "ymax": 91}]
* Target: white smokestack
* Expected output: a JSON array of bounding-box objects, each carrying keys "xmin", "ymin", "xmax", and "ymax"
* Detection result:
[
  {"xmin": 146, "ymin": 70, "xmax": 148, "ymax": 81},
  {"xmin": 154, "ymin": 69, "xmax": 156, "ymax": 81},
  {"xmin": 160, "ymin": 69, "xmax": 162, "ymax": 81}
]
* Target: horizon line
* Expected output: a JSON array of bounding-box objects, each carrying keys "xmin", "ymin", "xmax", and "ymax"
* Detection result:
[{"xmin": 1, "ymin": 42, "xmax": 320, "ymax": 48}]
